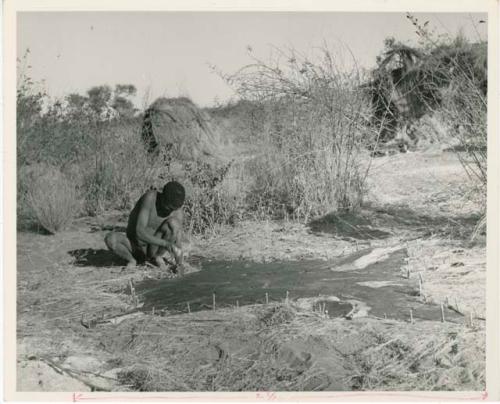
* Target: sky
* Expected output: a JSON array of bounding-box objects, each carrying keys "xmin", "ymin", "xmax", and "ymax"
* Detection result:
[{"xmin": 17, "ymin": 12, "xmax": 487, "ymax": 108}]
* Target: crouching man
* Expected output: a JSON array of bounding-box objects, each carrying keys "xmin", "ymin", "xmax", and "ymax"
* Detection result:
[{"xmin": 105, "ymin": 181, "xmax": 186, "ymax": 276}]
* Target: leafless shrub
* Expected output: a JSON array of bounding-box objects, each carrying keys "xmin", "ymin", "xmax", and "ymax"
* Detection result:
[
  {"xmin": 439, "ymin": 68, "xmax": 487, "ymax": 190},
  {"xmin": 220, "ymin": 46, "xmax": 375, "ymax": 220}
]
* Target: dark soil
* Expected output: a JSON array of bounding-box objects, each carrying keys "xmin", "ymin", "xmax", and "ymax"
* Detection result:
[{"xmin": 137, "ymin": 248, "xmax": 462, "ymax": 323}]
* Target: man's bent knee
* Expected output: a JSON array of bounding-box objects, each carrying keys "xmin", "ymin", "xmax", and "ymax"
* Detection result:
[
  {"xmin": 105, "ymin": 232, "xmax": 129, "ymax": 252},
  {"xmin": 104, "ymin": 232, "xmax": 117, "ymax": 250}
]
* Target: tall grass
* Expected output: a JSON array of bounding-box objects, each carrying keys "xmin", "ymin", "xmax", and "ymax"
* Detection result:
[
  {"xmin": 220, "ymin": 47, "xmax": 373, "ymax": 221},
  {"xmin": 76, "ymin": 119, "xmax": 168, "ymax": 215}
]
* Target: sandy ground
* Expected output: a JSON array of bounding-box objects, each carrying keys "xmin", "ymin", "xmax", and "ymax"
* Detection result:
[
  {"xmin": 16, "ymin": 151, "xmax": 486, "ymax": 392},
  {"xmin": 365, "ymin": 152, "xmax": 485, "ymax": 318}
]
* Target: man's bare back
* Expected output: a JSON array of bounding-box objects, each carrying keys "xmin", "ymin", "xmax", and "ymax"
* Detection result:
[{"xmin": 105, "ymin": 181, "xmax": 186, "ymax": 274}]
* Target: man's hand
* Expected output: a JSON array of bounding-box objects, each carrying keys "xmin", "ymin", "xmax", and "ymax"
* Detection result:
[{"xmin": 171, "ymin": 244, "xmax": 183, "ymax": 263}]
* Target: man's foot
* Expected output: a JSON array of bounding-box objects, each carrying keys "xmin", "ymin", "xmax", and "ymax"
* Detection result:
[{"xmin": 126, "ymin": 259, "xmax": 137, "ymax": 268}]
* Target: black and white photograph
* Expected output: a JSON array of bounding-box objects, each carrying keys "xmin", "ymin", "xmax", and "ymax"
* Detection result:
[{"xmin": 5, "ymin": 0, "xmax": 499, "ymax": 398}]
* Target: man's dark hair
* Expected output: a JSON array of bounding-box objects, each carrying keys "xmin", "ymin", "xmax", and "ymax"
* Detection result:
[{"xmin": 162, "ymin": 181, "xmax": 185, "ymax": 209}]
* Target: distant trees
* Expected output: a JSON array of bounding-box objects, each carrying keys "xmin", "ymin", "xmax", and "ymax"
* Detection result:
[
  {"xmin": 17, "ymin": 53, "xmax": 144, "ymax": 217},
  {"xmin": 112, "ymin": 84, "xmax": 137, "ymax": 118},
  {"xmin": 66, "ymin": 84, "xmax": 138, "ymax": 120}
]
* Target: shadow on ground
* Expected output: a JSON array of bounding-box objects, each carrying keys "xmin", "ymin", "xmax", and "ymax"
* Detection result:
[
  {"xmin": 308, "ymin": 205, "xmax": 482, "ymax": 241},
  {"xmin": 308, "ymin": 211, "xmax": 392, "ymax": 240},
  {"xmin": 372, "ymin": 205, "xmax": 482, "ymax": 239},
  {"xmin": 17, "ymin": 220, "xmax": 53, "ymax": 235},
  {"xmin": 69, "ymin": 248, "xmax": 124, "ymax": 267},
  {"xmin": 89, "ymin": 224, "xmax": 127, "ymax": 234}
]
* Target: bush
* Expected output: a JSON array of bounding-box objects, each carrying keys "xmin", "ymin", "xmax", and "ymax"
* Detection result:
[
  {"xmin": 369, "ymin": 16, "xmax": 487, "ymax": 193},
  {"xmin": 23, "ymin": 165, "xmax": 80, "ymax": 234},
  {"xmin": 404, "ymin": 16, "xmax": 487, "ymax": 236},
  {"xmin": 222, "ymin": 47, "xmax": 373, "ymax": 221},
  {"xmin": 77, "ymin": 119, "xmax": 167, "ymax": 216},
  {"xmin": 16, "ymin": 63, "xmax": 154, "ymax": 217},
  {"xmin": 182, "ymin": 160, "xmax": 243, "ymax": 235}
]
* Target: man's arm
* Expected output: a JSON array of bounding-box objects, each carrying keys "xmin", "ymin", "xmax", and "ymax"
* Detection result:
[
  {"xmin": 166, "ymin": 208, "xmax": 184, "ymax": 244},
  {"xmin": 135, "ymin": 193, "xmax": 169, "ymax": 248},
  {"xmin": 163, "ymin": 209, "xmax": 184, "ymax": 269}
]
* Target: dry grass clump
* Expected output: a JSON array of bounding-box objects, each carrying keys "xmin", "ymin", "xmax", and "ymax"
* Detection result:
[
  {"xmin": 350, "ymin": 324, "xmax": 485, "ymax": 391},
  {"xmin": 22, "ymin": 164, "xmax": 80, "ymax": 234}
]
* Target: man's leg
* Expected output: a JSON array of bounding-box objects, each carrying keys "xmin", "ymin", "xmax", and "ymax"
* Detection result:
[{"xmin": 104, "ymin": 232, "xmax": 137, "ymax": 267}]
